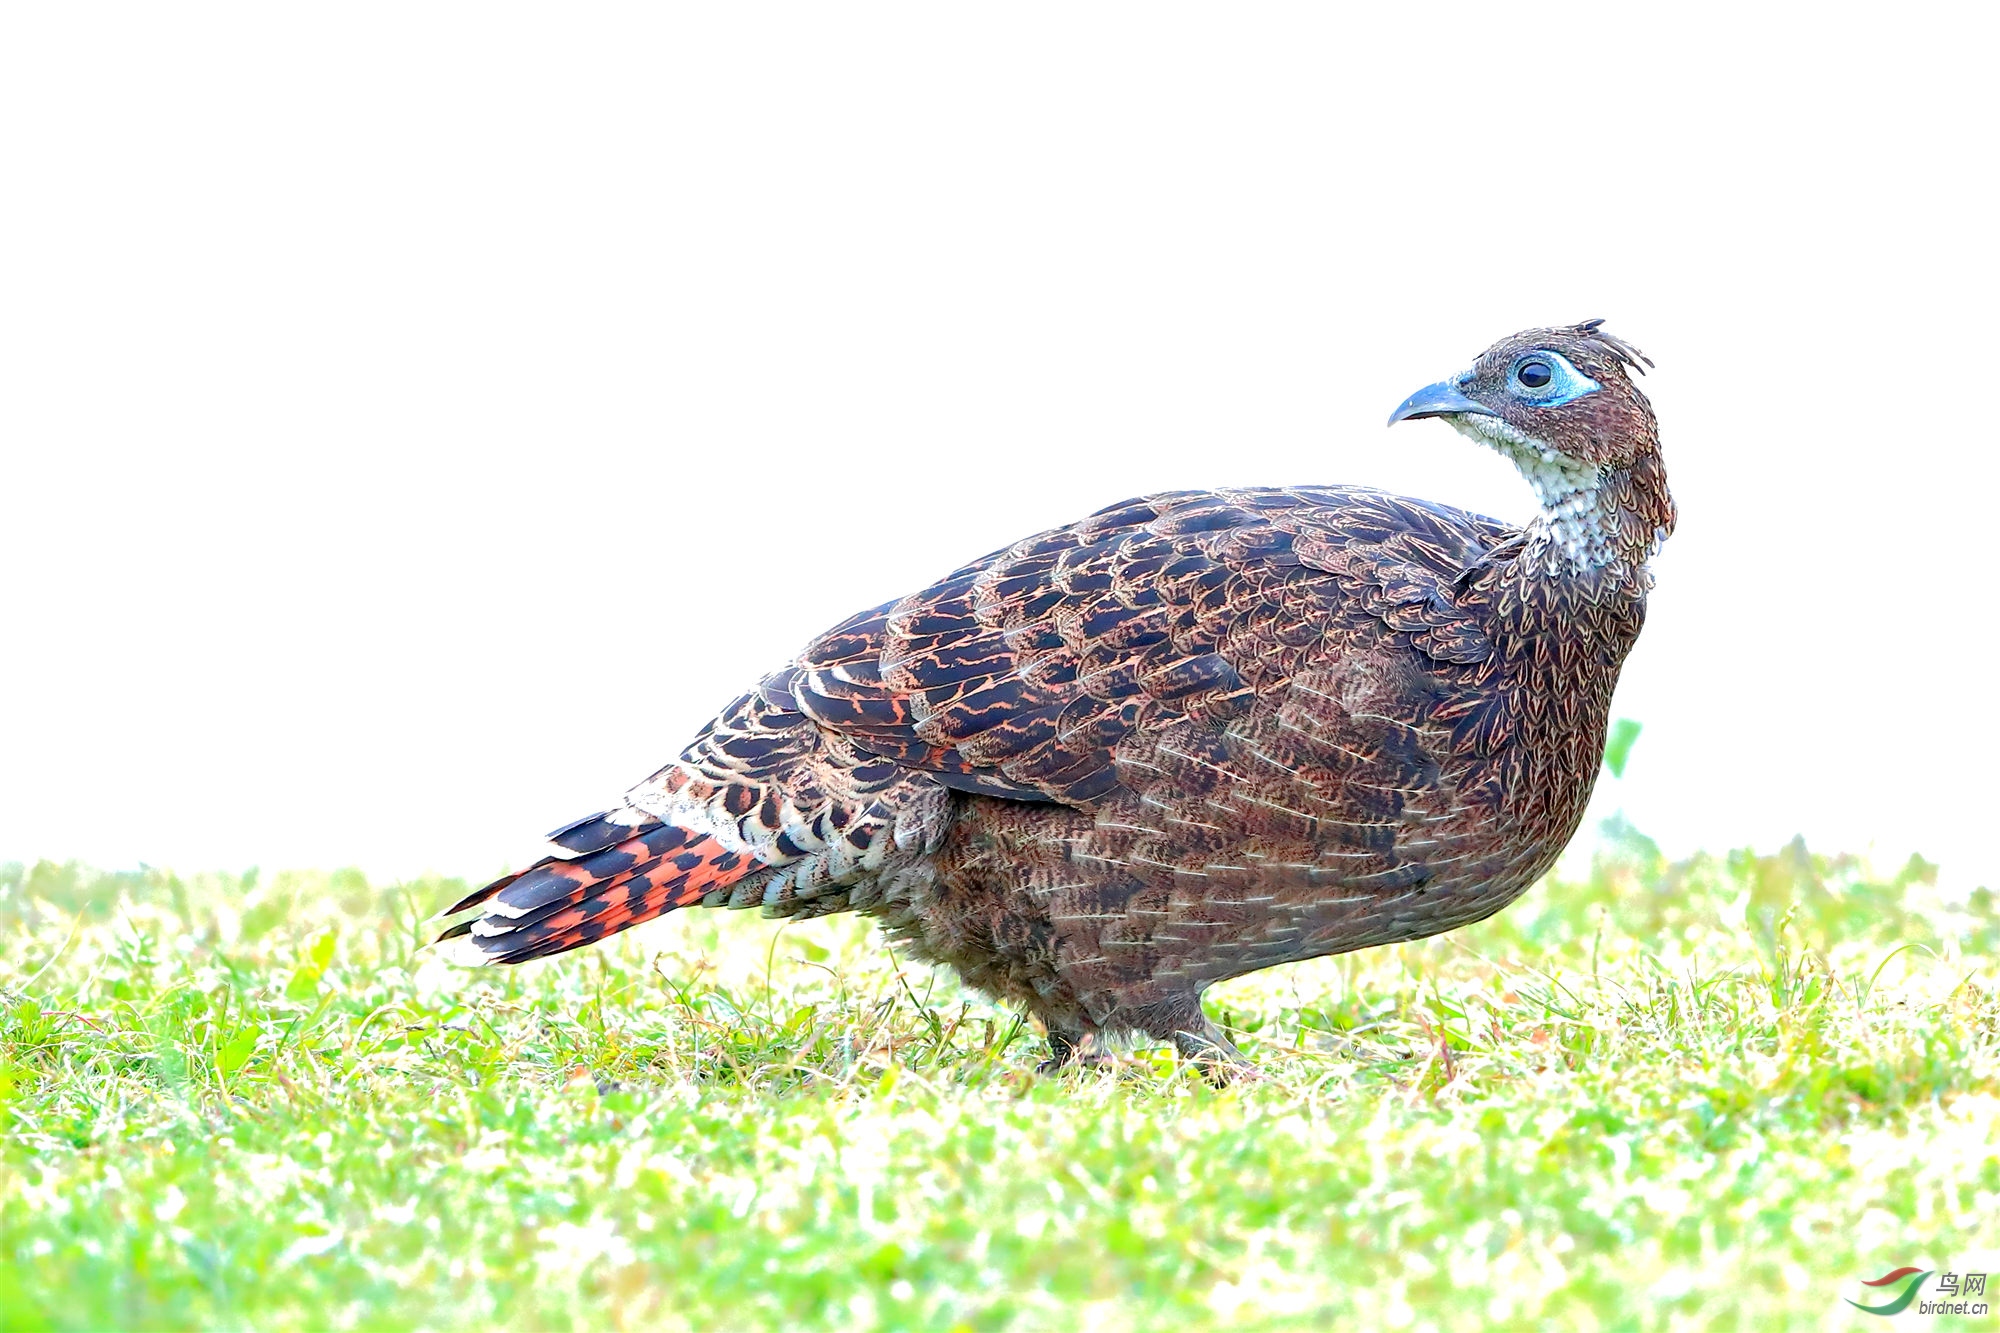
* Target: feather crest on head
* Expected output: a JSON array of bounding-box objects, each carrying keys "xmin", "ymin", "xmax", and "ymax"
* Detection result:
[{"xmin": 1572, "ymin": 319, "xmax": 1654, "ymax": 376}]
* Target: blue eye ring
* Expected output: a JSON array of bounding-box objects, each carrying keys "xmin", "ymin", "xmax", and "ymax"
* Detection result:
[{"xmin": 1507, "ymin": 350, "xmax": 1599, "ymax": 407}]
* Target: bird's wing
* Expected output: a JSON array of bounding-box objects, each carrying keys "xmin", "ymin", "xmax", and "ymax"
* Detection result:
[
  {"xmin": 779, "ymin": 485, "xmax": 1508, "ymax": 806},
  {"xmin": 439, "ymin": 485, "xmax": 1510, "ymax": 963}
]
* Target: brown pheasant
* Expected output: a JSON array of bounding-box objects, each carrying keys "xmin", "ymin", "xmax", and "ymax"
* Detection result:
[{"xmin": 436, "ymin": 321, "xmax": 1674, "ymax": 1077}]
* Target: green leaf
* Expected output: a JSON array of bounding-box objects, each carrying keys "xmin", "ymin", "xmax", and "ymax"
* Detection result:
[
  {"xmin": 13, "ymin": 998, "xmax": 52, "ymax": 1047},
  {"xmin": 217, "ymin": 1029, "xmax": 258, "ymax": 1077},
  {"xmin": 1603, "ymin": 718, "xmax": 1643, "ymax": 779},
  {"xmin": 285, "ymin": 930, "xmax": 339, "ymax": 1000},
  {"xmin": 861, "ymin": 1241, "xmax": 905, "ymax": 1281}
]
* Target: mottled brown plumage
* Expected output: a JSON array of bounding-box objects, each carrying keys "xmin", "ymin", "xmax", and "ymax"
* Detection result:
[{"xmin": 437, "ymin": 322, "xmax": 1674, "ymax": 1077}]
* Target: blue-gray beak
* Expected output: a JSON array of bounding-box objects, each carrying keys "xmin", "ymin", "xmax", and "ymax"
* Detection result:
[{"xmin": 1387, "ymin": 380, "xmax": 1498, "ymax": 427}]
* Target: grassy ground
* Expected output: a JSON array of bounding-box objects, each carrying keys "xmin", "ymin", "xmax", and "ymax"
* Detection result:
[{"xmin": 3, "ymin": 819, "xmax": 1998, "ymax": 1331}]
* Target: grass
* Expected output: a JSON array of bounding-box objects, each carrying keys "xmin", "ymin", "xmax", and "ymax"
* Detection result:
[{"xmin": 3, "ymin": 818, "xmax": 1998, "ymax": 1330}]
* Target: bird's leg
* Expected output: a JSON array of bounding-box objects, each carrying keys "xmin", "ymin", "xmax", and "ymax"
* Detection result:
[
  {"xmin": 1035, "ymin": 1029, "xmax": 1079, "ymax": 1074},
  {"xmin": 1173, "ymin": 1018, "xmax": 1261, "ymax": 1086}
]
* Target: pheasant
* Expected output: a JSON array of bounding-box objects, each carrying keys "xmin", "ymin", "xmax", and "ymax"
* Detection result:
[{"xmin": 436, "ymin": 321, "xmax": 1674, "ymax": 1077}]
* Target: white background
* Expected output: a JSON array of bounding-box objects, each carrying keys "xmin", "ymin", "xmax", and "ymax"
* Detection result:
[{"xmin": 3, "ymin": 6, "xmax": 1995, "ymax": 888}]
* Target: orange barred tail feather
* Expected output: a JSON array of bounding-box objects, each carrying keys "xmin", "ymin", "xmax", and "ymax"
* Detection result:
[{"xmin": 435, "ymin": 818, "xmax": 759, "ymax": 965}]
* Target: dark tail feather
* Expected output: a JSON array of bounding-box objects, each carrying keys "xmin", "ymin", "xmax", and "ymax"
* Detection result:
[
  {"xmin": 443, "ymin": 810, "xmax": 670, "ymax": 916},
  {"xmin": 435, "ymin": 816, "xmax": 759, "ymax": 965}
]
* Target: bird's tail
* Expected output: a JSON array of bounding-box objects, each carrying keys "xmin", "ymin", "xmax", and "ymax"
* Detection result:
[{"xmin": 432, "ymin": 812, "xmax": 758, "ymax": 965}]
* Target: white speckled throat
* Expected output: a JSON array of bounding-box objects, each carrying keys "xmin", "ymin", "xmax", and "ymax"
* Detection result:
[{"xmin": 1446, "ymin": 413, "xmax": 1625, "ymax": 572}]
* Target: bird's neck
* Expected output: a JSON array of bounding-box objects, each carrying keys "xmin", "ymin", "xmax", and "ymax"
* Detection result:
[
  {"xmin": 1514, "ymin": 445, "xmax": 1675, "ymax": 588},
  {"xmin": 1483, "ymin": 447, "xmax": 1672, "ymax": 830},
  {"xmin": 1451, "ymin": 413, "xmax": 1675, "ymax": 588}
]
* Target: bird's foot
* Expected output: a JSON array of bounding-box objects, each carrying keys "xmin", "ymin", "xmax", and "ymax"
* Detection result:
[
  {"xmin": 1174, "ymin": 1022, "xmax": 1262, "ymax": 1086},
  {"xmin": 1034, "ymin": 1052, "xmax": 1121, "ymax": 1076},
  {"xmin": 1036, "ymin": 1030, "xmax": 1119, "ymax": 1076}
]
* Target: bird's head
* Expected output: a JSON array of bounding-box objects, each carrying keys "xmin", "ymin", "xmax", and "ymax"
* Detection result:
[{"xmin": 1388, "ymin": 320, "xmax": 1671, "ymax": 569}]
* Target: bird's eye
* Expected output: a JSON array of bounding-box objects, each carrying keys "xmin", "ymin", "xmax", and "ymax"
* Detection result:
[{"xmin": 1503, "ymin": 349, "xmax": 1600, "ymax": 407}]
